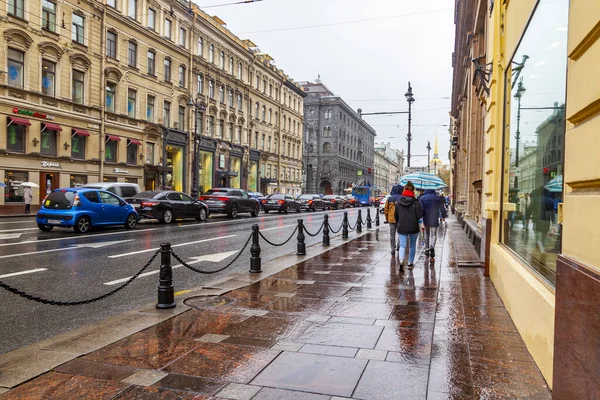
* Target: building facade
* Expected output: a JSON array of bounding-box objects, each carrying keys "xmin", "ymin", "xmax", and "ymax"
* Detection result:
[
  {"xmin": 451, "ymin": 0, "xmax": 600, "ymax": 396},
  {"xmin": 374, "ymin": 142, "xmax": 404, "ymax": 193},
  {"xmin": 301, "ymin": 80, "xmax": 376, "ymax": 195},
  {"xmin": 0, "ymin": 0, "xmax": 305, "ymax": 211}
]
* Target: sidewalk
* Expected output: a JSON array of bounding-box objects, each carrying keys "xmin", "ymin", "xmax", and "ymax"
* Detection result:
[{"xmin": 0, "ymin": 218, "xmax": 551, "ymax": 400}]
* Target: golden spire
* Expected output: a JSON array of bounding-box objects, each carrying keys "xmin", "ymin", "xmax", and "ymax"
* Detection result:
[{"xmin": 433, "ymin": 132, "xmax": 439, "ymax": 159}]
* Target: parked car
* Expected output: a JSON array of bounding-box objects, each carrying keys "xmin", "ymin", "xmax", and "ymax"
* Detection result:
[
  {"xmin": 125, "ymin": 190, "xmax": 209, "ymax": 224},
  {"xmin": 297, "ymin": 194, "xmax": 327, "ymax": 212},
  {"xmin": 379, "ymin": 195, "xmax": 390, "ymax": 213},
  {"xmin": 344, "ymin": 195, "xmax": 359, "ymax": 208},
  {"xmin": 374, "ymin": 195, "xmax": 388, "ymax": 207},
  {"xmin": 322, "ymin": 195, "xmax": 348, "ymax": 210},
  {"xmin": 248, "ymin": 192, "xmax": 266, "ymax": 210},
  {"xmin": 262, "ymin": 193, "xmax": 301, "ymax": 214},
  {"xmin": 200, "ymin": 188, "xmax": 260, "ymax": 218},
  {"xmin": 82, "ymin": 182, "xmax": 140, "ymax": 198},
  {"xmin": 36, "ymin": 188, "xmax": 138, "ymax": 233}
]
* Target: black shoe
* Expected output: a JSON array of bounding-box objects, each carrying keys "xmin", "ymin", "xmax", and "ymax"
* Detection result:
[
  {"xmin": 408, "ymin": 263, "xmax": 414, "ymax": 269},
  {"xmin": 430, "ymin": 248, "xmax": 435, "ymax": 258},
  {"xmin": 424, "ymin": 249, "xmax": 430, "ymax": 256}
]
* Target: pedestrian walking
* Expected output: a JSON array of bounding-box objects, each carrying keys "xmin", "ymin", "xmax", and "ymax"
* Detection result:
[
  {"xmin": 419, "ymin": 189, "xmax": 447, "ymax": 259},
  {"xmin": 520, "ymin": 192, "xmax": 530, "ymax": 230},
  {"xmin": 527, "ymin": 187, "xmax": 554, "ymax": 260},
  {"xmin": 394, "ymin": 181, "xmax": 422, "ymax": 269},
  {"xmin": 23, "ymin": 186, "xmax": 33, "ymax": 214},
  {"xmin": 383, "ymin": 184, "xmax": 403, "ymax": 255}
]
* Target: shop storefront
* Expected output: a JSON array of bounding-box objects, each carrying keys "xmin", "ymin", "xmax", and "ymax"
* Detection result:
[
  {"xmin": 248, "ymin": 150, "xmax": 260, "ymax": 192},
  {"xmin": 229, "ymin": 145, "xmax": 243, "ymax": 189},
  {"xmin": 199, "ymin": 137, "xmax": 216, "ymax": 194},
  {"xmin": 163, "ymin": 129, "xmax": 188, "ymax": 192}
]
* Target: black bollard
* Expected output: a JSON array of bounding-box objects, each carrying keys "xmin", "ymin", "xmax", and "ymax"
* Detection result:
[
  {"xmin": 357, "ymin": 209, "xmax": 363, "ymax": 233},
  {"xmin": 323, "ymin": 214, "xmax": 330, "ymax": 246},
  {"xmin": 342, "ymin": 211, "xmax": 349, "ymax": 239},
  {"xmin": 156, "ymin": 242, "xmax": 176, "ymax": 309},
  {"xmin": 250, "ymin": 224, "xmax": 262, "ymax": 273},
  {"xmin": 297, "ymin": 219, "xmax": 306, "ymax": 255},
  {"xmin": 367, "ymin": 208, "xmax": 372, "ymax": 229},
  {"xmin": 375, "ymin": 208, "xmax": 380, "ymax": 227}
]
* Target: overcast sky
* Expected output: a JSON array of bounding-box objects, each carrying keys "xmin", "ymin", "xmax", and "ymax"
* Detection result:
[{"xmin": 199, "ymin": 0, "xmax": 455, "ymax": 167}]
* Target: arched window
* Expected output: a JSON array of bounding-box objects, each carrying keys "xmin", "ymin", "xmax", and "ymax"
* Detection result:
[
  {"xmin": 219, "ymin": 51, "xmax": 225, "ymax": 69},
  {"xmin": 229, "ymin": 57, "xmax": 234, "ymax": 74},
  {"xmin": 261, "ymin": 105, "xmax": 266, "ymax": 121},
  {"xmin": 268, "ymin": 109, "xmax": 272, "ymax": 123},
  {"xmin": 323, "ymin": 142, "xmax": 331, "ymax": 153},
  {"xmin": 197, "ymin": 37, "xmax": 203, "ymax": 57},
  {"xmin": 238, "ymin": 62, "xmax": 243, "ymax": 79},
  {"xmin": 209, "ymin": 44, "xmax": 214, "ymax": 63}
]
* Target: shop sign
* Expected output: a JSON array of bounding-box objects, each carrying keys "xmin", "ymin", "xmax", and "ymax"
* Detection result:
[
  {"xmin": 357, "ymin": 170, "xmax": 363, "ymax": 176},
  {"xmin": 13, "ymin": 108, "xmax": 54, "ymax": 120},
  {"xmin": 113, "ymin": 168, "xmax": 129, "ymax": 174},
  {"xmin": 41, "ymin": 161, "xmax": 62, "ymax": 169}
]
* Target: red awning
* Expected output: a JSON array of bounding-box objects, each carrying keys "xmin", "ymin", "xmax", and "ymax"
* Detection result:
[
  {"xmin": 128, "ymin": 138, "xmax": 142, "ymax": 146},
  {"xmin": 72, "ymin": 128, "xmax": 90, "ymax": 137},
  {"xmin": 8, "ymin": 116, "xmax": 31, "ymax": 126},
  {"xmin": 106, "ymin": 135, "xmax": 121, "ymax": 142},
  {"xmin": 43, "ymin": 122, "xmax": 62, "ymax": 131}
]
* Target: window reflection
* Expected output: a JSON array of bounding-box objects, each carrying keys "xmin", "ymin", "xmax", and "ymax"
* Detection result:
[{"xmin": 503, "ymin": 0, "xmax": 568, "ymax": 286}]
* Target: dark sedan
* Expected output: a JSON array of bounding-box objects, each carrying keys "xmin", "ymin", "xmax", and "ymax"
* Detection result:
[
  {"xmin": 262, "ymin": 194, "xmax": 301, "ymax": 214},
  {"xmin": 345, "ymin": 195, "xmax": 359, "ymax": 208},
  {"xmin": 297, "ymin": 194, "xmax": 327, "ymax": 212},
  {"xmin": 126, "ymin": 191, "xmax": 209, "ymax": 224},
  {"xmin": 200, "ymin": 188, "xmax": 260, "ymax": 218},
  {"xmin": 322, "ymin": 195, "xmax": 348, "ymax": 210}
]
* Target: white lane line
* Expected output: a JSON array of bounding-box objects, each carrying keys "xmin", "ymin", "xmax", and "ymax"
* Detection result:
[
  {"xmin": 0, "ymin": 240, "xmax": 133, "ymax": 260},
  {"xmin": 0, "ymin": 228, "xmax": 39, "ymax": 233},
  {"xmin": 261, "ymin": 224, "xmax": 296, "ymax": 232},
  {"xmin": 0, "ymin": 268, "xmax": 47, "ymax": 278},
  {"xmin": 0, "ymin": 228, "xmax": 158, "ymax": 248},
  {"xmin": 104, "ymin": 264, "xmax": 184, "ymax": 285},
  {"xmin": 107, "ymin": 235, "xmax": 237, "ymax": 258},
  {"xmin": 0, "ymin": 220, "xmax": 36, "ymax": 225}
]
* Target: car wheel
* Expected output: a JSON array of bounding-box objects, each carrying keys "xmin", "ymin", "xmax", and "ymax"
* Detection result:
[
  {"xmin": 229, "ymin": 204, "xmax": 238, "ymax": 218},
  {"xmin": 250, "ymin": 204, "xmax": 260, "ymax": 217},
  {"xmin": 74, "ymin": 216, "xmax": 91, "ymax": 233},
  {"xmin": 125, "ymin": 213, "xmax": 138, "ymax": 229},
  {"xmin": 161, "ymin": 209, "xmax": 173, "ymax": 224},
  {"xmin": 297, "ymin": 205, "xmax": 302, "ymax": 213},
  {"xmin": 312, "ymin": 205, "xmax": 316, "ymax": 212},
  {"xmin": 284, "ymin": 205, "xmax": 290, "ymax": 214},
  {"xmin": 196, "ymin": 207, "xmax": 208, "ymax": 221},
  {"xmin": 37, "ymin": 224, "xmax": 53, "ymax": 232},
  {"xmin": 264, "ymin": 209, "xmax": 269, "ymax": 213}
]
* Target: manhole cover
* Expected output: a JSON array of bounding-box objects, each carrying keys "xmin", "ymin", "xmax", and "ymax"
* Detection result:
[{"xmin": 184, "ymin": 295, "xmax": 235, "ymax": 309}]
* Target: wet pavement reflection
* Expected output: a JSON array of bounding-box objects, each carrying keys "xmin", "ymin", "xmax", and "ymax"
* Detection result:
[{"xmin": 0, "ymin": 218, "xmax": 552, "ymax": 400}]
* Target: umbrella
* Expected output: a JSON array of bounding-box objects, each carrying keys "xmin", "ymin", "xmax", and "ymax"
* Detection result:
[
  {"xmin": 20, "ymin": 182, "xmax": 40, "ymax": 188},
  {"xmin": 399, "ymin": 172, "xmax": 447, "ymax": 190},
  {"xmin": 544, "ymin": 175, "xmax": 563, "ymax": 193}
]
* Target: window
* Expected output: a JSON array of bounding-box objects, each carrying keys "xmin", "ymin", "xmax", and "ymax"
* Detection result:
[
  {"xmin": 124, "ymin": 140, "xmax": 137, "ymax": 165},
  {"xmin": 219, "ymin": 85, "xmax": 224, "ymax": 103},
  {"xmin": 197, "ymin": 37, "xmax": 203, "ymax": 57},
  {"xmin": 228, "ymin": 123, "xmax": 233, "ymax": 140},
  {"xmin": 178, "ymin": 65, "xmax": 185, "ymax": 87},
  {"xmin": 163, "ymin": 101, "xmax": 170, "ymax": 126},
  {"xmin": 127, "ymin": 89, "xmax": 136, "ymax": 118},
  {"xmin": 228, "ymin": 89, "xmax": 233, "ymax": 107},
  {"xmin": 178, "ymin": 106, "xmax": 185, "ymax": 130},
  {"xmin": 128, "ymin": 41, "xmax": 137, "ymax": 67},
  {"xmin": 209, "ymin": 80, "xmax": 214, "ymax": 99},
  {"xmin": 255, "ymin": 102, "xmax": 259, "ymax": 119},
  {"xmin": 209, "ymin": 44, "xmax": 214, "ymax": 63},
  {"xmin": 229, "ymin": 57, "xmax": 234, "ymax": 74},
  {"xmin": 147, "ymin": 50, "xmax": 155, "ymax": 75},
  {"xmin": 255, "ymin": 75, "xmax": 260, "ymax": 89},
  {"xmin": 106, "ymin": 31, "xmax": 117, "ymax": 58},
  {"xmin": 39, "ymin": 127, "xmax": 56, "ymax": 156},
  {"xmin": 262, "ymin": 105, "xmax": 266, "ymax": 121},
  {"xmin": 105, "ymin": 138, "xmax": 117, "ymax": 162},
  {"xmin": 146, "ymin": 143, "xmax": 154, "ymax": 164},
  {"xmin": 263, "ymin": 79, "xmax": 267, "ymax": 93},
  {"xmin": 72, "ymin": 14, "xmax": 84, "ymax": 44},
  {"xmin": 71, "ymin": 133, "xmax": 85, "ymax": 159},
  {"xmin": 267, "ymin": 136, "xmax": 271, "ymax": 151},
  {"xmin": 219, "ymin": 51, "xmax": 225, "ymax": 69},
  {"xmin": 237, "ymin": 94, "xmax": 242, "ymax": 109},
  {"xmin": 146, "ymin": 95, "xmax": 154, "ymax": 122},
  {"xmin": 72, "ymin": 69, "xmax": 84, "ymax": 104},
  {"xmin": 105, "ymin": 82, "xmax": 116, "ymax": 113},
  {"xmin": 42, "ymin": 0, "xmax": 57, "ymax": 31},
  {"xmin": 164, "ymin": 58, "xmax": 171, "ymax": 82},
  {"xmin": 164, "ymin": 19, "xmax": 171, "ymax": 39},
  {"xmin": 147, "ymin": 8, "xmax": 155, "ymax": 29},
  {"xmin": 6, "ymin": 123, "xmax": 26, "ymax": 152},
  {"xmin": 41, "ymin": 60, "xmax": 55, "ymax": 97},
  {"xmin": 235, "ymin": 126, "xmax": 241, "ymax": 143},
  {"xmin": 197, "ymin": 74, "xmax": 203, "ymax": 94},
  {"xmin": 323, "ymin": 142, "xmax": 331, "ymax": 153},
  {"xmin": 8, "ymin": 0, "xmax": 24, "ymax": 18},
  {"xmin": 208, "ymin": 116, "xmax": 214, "ymax": 136},
  {"xmin": 325, "ymin": 110, "xmax": 331, "ymax": 119},
  {"xmin": 269, "ymin": 84, "xmax": 273, "ymax": 97},
  {"xmin": 218, "ymin": 119, "xmax": 224, "ymax": 138},
  {"xmin": 7, "ymin": 49, "xmax": 24, "ymax": 89},
  {"xmin": 128, "ymin": 0, "xmax": 136, "ymax": 19},
  {"xmin": 4, "ymin": 171, "xmax": 28, "ymax": 203},
  {"xmin": 261, "ymin": 134, "xmax": 265, "ymax": 150},
  {"xmin": 275, "ymin": 112, "xmax": 278, "ymax": 126},
  {"xmin": 238, "ymin": 62, "xmax": 242, "ymax": 79},
  {"xmin": 179, "ymin": 28, "xmax": 186, "ymax": 47}
]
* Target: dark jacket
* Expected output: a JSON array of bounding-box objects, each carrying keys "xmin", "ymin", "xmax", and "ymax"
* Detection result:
[
  {"xmin": 419, "ymin": 190, "xmax": 448, "ymax": 227},
  {"xmin": 383, "ymin": 185, "xmax": 403, "ymax": 223},
  {"xmin": 394, "ymin": 195, "xmax": 422, "ymax": 234}
]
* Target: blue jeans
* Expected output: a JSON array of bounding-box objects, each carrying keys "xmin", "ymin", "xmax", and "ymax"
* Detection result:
[{"xmin": 398, "ymin": 232, "xmax": 419, "ymax": 264}]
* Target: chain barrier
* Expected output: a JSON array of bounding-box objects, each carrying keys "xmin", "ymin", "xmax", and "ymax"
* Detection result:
[
  {"xmin": 347, "ymin": 219, "xmax": 358, "ymax": 231},
  {"xmin": 329, "ymin": 220, "xmax": 344, "ymax": 234},
  {"xmin": 303, "ymin": 222, "xmax": 325, "ymax": 237},
  {"xmin": 259, "ymin": 226, "xmax": 298, "ymax": 247},
  {"xmin": 0, "ymin": 250, "xmax": 160, "ymax": 306},
  {"xmin": 171, "ymin": 233, "xmax": 252, "ymax": 275}
]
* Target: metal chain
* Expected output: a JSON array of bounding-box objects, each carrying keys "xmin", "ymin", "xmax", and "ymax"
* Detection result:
[
  {"xmin": 0, "ymin": 250, "xmax": 160, "ymax": 306},
  {"xmin": 303, "ymin": 222, "xmax": 324, "ymax": 237},
  {"xmin": 329, "ymin": 220, "xmax": 343, "ymax": 234},
  {"xmin": 347, "ymin": 219, "xmax": 357, "ymax": 230},
  {"xmin": 171, "ymin": 233, "xmax": 252, "ymax": 275},
  {"xmin": 259, "ymin": 226, "xmax": 298, "ymax": 247}
]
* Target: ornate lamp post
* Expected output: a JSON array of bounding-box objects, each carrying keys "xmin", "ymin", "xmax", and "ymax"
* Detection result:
[
  {"xmin": 188, "ymin": 97, "xmax": 207, "ymax": 199},
  {"xmin": 405, "ymin": 82, "xmax": 415, "ymax": 168},
  {"xmin": 514, "ymin": 78, "xmax": 526, "ymax": 168},
  {"xmin": 426, "ymin": 141, "xmax": 431, "ymax": 173}
]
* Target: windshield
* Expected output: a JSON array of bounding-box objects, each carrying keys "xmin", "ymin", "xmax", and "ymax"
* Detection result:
[
  {"xmin": 44, "ymin": 191, "xmax": 75, "ymax": 209},
  {"xmin": 133, "ymin": 191, "xmax": 162, "ymax": 198},
  {"xmin": 268, "ymin": 194, "xmax": 285, "ymax": 199},
  {"xmin": 323, "ymin": 195, "xmax": 337, "ymax": 199},
  {"xmin": 353, "ymin": 188, "xmax": 368, "ymax": 196},
  {"xmin": 298, "ymin": 195, "xmax": 313, "ymax": 200},
  {"xmin": 205, "ymin": 189, "xmax": 229, "ymax": 196}
]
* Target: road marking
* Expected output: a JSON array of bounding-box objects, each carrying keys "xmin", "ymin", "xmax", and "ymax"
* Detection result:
[
  {"xmin": 107, "ymin": 235, "xmax": 237, "ymax": 259},
  {"xmin": 0, "ymin": 228, "xmax": 158, "ymax": 248},
  {"xmin": 0, "ymin": 268, "xmax": 47, "ymax": 278},
  {"xmin": 261, "ymin": 224, "xmax": 296, "ymax": 232},
  {"xmin": 104, "ymin": 250, "xmax": 237, "ymax": 285},
  {"xmin": 0, "ymin": 220, "xmax": 36, "ymax": 225},
  {"xmin": 175, "ymin": 290, "xmax": 191, "ymax": 296},
  {"xmin": 0, "ymin": 233, "xmax": 22, "ymax": 240},
  {"xmin": 0, "ymin": 228, "xmax": 39, "ymax": 233},
  {"xmin": 0, "ymin": 240, "xmax": 133, "ymax": 260}
]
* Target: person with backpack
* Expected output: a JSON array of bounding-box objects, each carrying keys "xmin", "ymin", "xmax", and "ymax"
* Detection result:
[
  {"xmin": 394, "ymin": 181, "xmax": 422, "ymax": 269},
  {"xmin": 419, "ymin": 189, "xmax": 448, "ymax": 259},
  {"xmin": 383, "ymin": 184, "xmax": 403, "ymax": 255}
]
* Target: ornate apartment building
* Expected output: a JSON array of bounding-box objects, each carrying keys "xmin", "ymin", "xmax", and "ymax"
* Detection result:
[{"xmin": 0, "ymin": 0, "xmax": 304, "ymax": 211}]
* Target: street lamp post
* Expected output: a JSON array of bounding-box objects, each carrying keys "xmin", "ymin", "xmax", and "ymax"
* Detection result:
[
  {"xmin": 426, "ymin": 141, "xmax": 431, "ymax": 173},
  {"xmin": 188, "ymin": 97, "xmax": 207, "ymax": 199},
  {"xmin": 514, "ymin": 78, "xmax": 526, "ymax": 168},
  {"xmin": 303, "ymin": 143, "xmax": 313, "ymax": 193},
  {"xmin": 405, "ymin": 82, "xmax": 415, "ymax": 168}
]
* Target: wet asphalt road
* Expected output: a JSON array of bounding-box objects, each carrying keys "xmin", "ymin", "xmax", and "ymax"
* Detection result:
[{"xmin": 0, "ymin": 207, "xmax": 369, "ymax": 355}]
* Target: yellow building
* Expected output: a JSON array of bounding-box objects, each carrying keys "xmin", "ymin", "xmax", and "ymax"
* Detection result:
[{"xmin": 452, "ymin": 0, "xmax": 600, "ymax": 396}]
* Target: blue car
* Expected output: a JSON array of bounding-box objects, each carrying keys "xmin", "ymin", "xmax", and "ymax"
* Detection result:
[{"xmin": 36, "ymin": 188, "xmax": 139, "ymax": 233}]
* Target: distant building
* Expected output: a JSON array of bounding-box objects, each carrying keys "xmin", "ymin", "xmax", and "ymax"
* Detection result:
[
  {"xmin": 300, "ymin": 80, "xmax": 376, "ymax": 194},
  {"xmin": 374, "ymin": 142, "xmax": 404, "ymax": 192}
]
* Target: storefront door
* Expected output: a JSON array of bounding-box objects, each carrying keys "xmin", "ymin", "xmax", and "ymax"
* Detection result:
[{"xmin": 39, "ymin": 172, "xmax": 58, "ymax": 203}]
